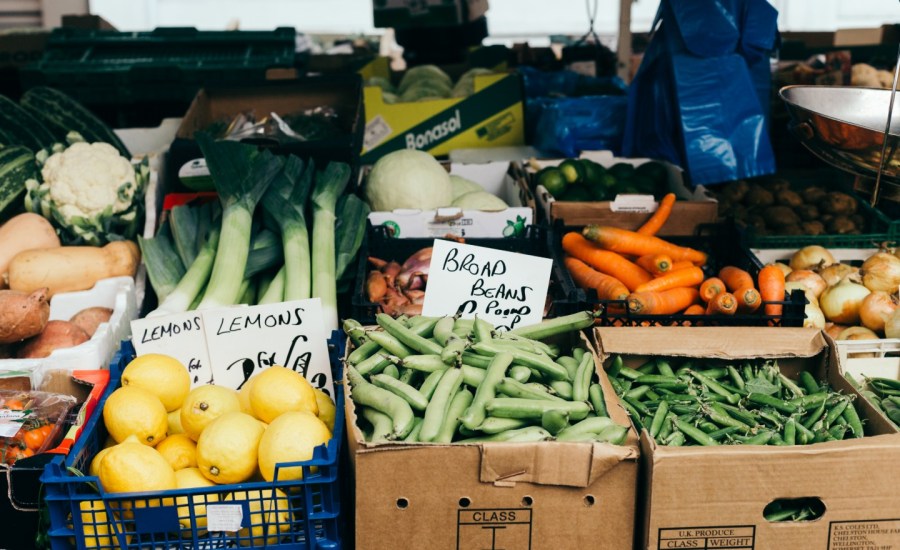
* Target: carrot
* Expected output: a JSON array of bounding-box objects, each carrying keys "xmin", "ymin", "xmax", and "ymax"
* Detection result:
[
  {"xmin": 758, "ymin": 265, "xmax": 786, "ymax": 317},
  {"xmin": 637, "ymin": 193, "xmax": 676, "ymax": 236},
  {"xmin": 634, "ymin": 266, "xmax": 704, "ymax": 293},
  {"xmin": 718, "ymin": 266, "xmax": 755, "ymax": 293},
  {"xmin": 699, "ymin": 277, "xmax": 725, "ymax": 303},
  {"xmin": 706, "ymin": 292, "xmax": 738, "ymax": 315},
  {"xmin": 734, "ymin": 287, "xmax": 761, "ymax": 313},
  {"xmin": 564, "ymin": 256, "xmax": 629, "ymax": 301},
  {"xmin": 683, "ymin": 304, "xmax": 706, "ymax": 315},
  {"xmin": 582, "ymin": 225, "xmax": 707, "ymax": 265},
  {"xmin": 635, "ymin": 254, "xmax": 673, "ymax": 276},
  {"xmin": 562, "ymin": 232, "xmax": 653, "ymax": 292},
  {"xmin": 627, "ymin": 287, "xmax": 700, "ymax": 315},
  {"xmin": 670, "ymin": 261, "xmax": 693, "ymax": 271}
]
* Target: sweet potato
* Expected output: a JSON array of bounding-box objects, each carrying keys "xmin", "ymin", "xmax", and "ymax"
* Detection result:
[
  {"xmin": 16, "ymin": 320, "xmax": 89, "ymax": 359},
  {"xmin": 69, "ymin": 307, "xmax": 113, "ymax": 338},
  {"xmin": 0, "ymin": 288, "xmax": 50, "ymax": 344}
]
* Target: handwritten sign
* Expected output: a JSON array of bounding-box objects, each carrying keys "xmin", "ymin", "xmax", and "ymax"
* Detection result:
[
  {"xmin": 131, "ymin": 312, "xmax": 214, "ymax": 387},
  {"xmin": 422, "ymin": 240, "xmax": 551, "ymax": 331},
  {"xmin": 201, "ymin": 298, "xmax": 333, "ymax": 397}
]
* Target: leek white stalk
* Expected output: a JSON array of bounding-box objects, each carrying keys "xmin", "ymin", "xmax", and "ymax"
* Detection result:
[{"xmin": 311, "ymin": 162, "xmax": 351, "ymax": 331}]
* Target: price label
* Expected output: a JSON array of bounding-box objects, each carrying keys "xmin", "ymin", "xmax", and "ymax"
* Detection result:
[
  {"xmin": 422, "ymin": 240, "xmax": 552, "ymax": 331},
  {"xmin": 131, "ymin": 313, "xmax": 214, "ymax": 387},
  {"xmin": 206, "ymin": 504, "xmax": 244, "ymax": 532},
  {"xmin": 201, "ymin": 299, "xmax": 333, "ymax": 397}
]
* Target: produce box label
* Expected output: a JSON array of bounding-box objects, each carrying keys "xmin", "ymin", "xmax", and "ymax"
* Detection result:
[
  {"xmin": 422, "ymin": 240, "xmax": 551, "ymax": 330},
  {"xmin": 130, "ymin": 298, "xmax": 333, "ymax": 396},
  {"xmin": 131, "ymin": 312, "xmax": 214, "ymax": 387},
  {"xmin": 828, "ymin": 520, "xmax": 900, "ymax": 549},
  {"xmin": 457, "ymin": 508, "xmax": 532, "ymax": 549},
  {"xmin": 657, "ymin": 525, "xmax": 756, "ymax": 549}
]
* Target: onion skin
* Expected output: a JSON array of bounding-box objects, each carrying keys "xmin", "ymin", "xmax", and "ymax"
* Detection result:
[
  {"xmin": 837, "ymin": 326, "xmax": 879, "ymax": 341},
  {"xmin": 785, "ymin": 282, "xmax": 818, "ymax": 308},
  {"xmin": 819, "ymin": 263, "xmax": 858, "ymax": 287},
  {"xmin": 769, "ymin": 262, "xmax": 792, "ymax": 278},
  {"xmin": 396, "ymin": 247, "xmax": 433, "ymax": 288},
  {"xmin": 803, "ymin": 304, "xmax": 826, "ymax": 329},
  {"xmin": 886, "ymin": 309, "xmax": 900, "ymax": 339},
  {"xmin": 790, "ymin": 246, "xmax": 835, "ymax": 271},
  {"xmin": 859, "ymin": 291, "xmax": 898, "ymax": 334},
  {"xmin": 824, "ymin": 322, "xmax": 849, "ymax": 340},
  {"xmin": 860, "ymin": 252, "xmax": 900, "ymax": 293},
  {"xmin": 786, "ymin": 270, "xmax": 827, "ymax": 298},
  {"xmin": 819, "ymin": 278, "xmax": 871, "ymax": 325}
]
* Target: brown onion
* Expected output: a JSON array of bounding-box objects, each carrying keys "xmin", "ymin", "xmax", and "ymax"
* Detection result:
[
  {"xmin": 784, "ymin": 282, "xmax": 818, "ymax": 308},
  {"xmin": 396, "ymin": 247, "xmax": 433, "ymax": 288},
  {"xmin": 819, "ymin": 277, "xmax": 871, "ymax": 324},
  {"xmin": 886, "ymin": 309, "xmax": 900, "ymax": 339},
  {"xmin": 790, "ymin": 245, "xmax": 835, "ymax": 271},
  {"xmin": 768, "ymin": 262, "xmax": 792, "ymax": 278},
  {"xmin": 786, "ymin": 270, "xmax": 827, "ymax": 298},
  {"xmin": 824, "ymin": 322, "xmax": 849, "ymax": 340},
  {"xmin": 803, "ymin": 304, "xmax": 826, "ymax": 329},
  {"xmin": 837, "ymin": 326, "xmax": 879, "ymax": 341},
  {"xmin": 819, "ymin": 263, "xmax": 858, "ymax": 287},
  {"xmin": 859, "ymin": 291, "xmax": 898, "ymax": 334},
  {"xmin": 860, "ymin": 252, "xmax": 900, "ymax": 293}
]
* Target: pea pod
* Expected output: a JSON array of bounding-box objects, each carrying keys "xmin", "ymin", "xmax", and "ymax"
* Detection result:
[
  {"xmin": 377, "ymin": 313, "xmax": 443, "ymax": 355},
  {"xmin": 471, "ymin": 342, "xmax": 569, "ymax": 381},
  {"xmin": 649, "ymin": 400, "xmax": 670, "ymax": 439},
  {"xmin": 473, "ymin": 316, "xmax": 494, "ymax": 343},
  {"xmin": 572, "ymin": 351, "xmax": 594, "ymax": 402},
  {"xmin": 419, "ymin": 368, "xmax": 448, "ymax": 401},
  {"xmin": 432, "ymin": 315, "xmax": 456, "ymax": 347},
  {"xmin": 550, "ymin": 380, "xmax": 574, "ymax": 400},
  {"xmin": 368, "ymin": 331, "xmax": 414, "ymax": 358},
  {"xmin": 509, "ymin": 365, "xmax": 531, "ymax": 383},
  {"xmin": 485, "ymin": 397, "xmax": 591, "ymax": 421},
  {"xmin": 459, "ymin": 426, "xmax": 553, "ymax": 443},
  {"xmin": 556, "ymin": 356, "xmax": 579, "ymax": 380},
  {"xmin": 555, "ymin": 416, "xmax": 617, "ymax": 440},
  {"xmin": 689, "ymin": 370, "xmax": 740, "ymax": 405},
  {"xmin": 356, "ymin": 352, "xmax": 392, "ymax": 376},
  {"xmin": 347, "ymin": 365, "xmax": 415, "ymax": 439},
  {"xmin": 394, "ymin": 354, "xmax": 448, "ymax": 373},
  {"xmin": 460, "ymin": 365, "xmax": 486, "ymax": 387},
  {"xmin": 496, "ymin": 377, "xmax": 566, "ymax": 402},
  {"xmin": 343, "ymin": 319, "xmax": 366, "ymax": 345},
  {"xmin": 589, "ymin": 383, "xmax": 608, "ymax": 418},
  {"xmin": 459, "ymin": 352, "xmax": 513, "ymax": 431},
  {"xmin": 360, "ymin": 406, "xmax": 394, "ymax": 442},
  {"xmin": 347, "ymin": 340, "xmax": 381, "ymax": 365},
  {"xmin": 441, "ymin": 337, "xmax": 469, "ymax": 366},
  {"xmin": 420, "ymin": 367, "xmax": 464, "ymax": 442},
  {"xmin": 381, "ymin": 364, "xmax": 400, "ymax": 379},
  {"xmin": 507, "ymin": 311, "xmax": 594, "ymax": 340},
  {"xmin": 674, "ymin": 418, "xmax": 719, "ymax": 446},
  {"xmin": 434, "ymin": 388, "xmax": 475, "ymax": 444},
  {"xmin": 541, "ymin": 409, "xmax": 570, "ymax": 435},
  {"xmin": 402, "ymin": 417, "xmax": 424, "ymax": 442},
  {"xmin": 476, "ymin": 417, "xmax": 529, "ymax": 434},
  {"xmin": 371, "ymin": 374, "xmax": 430, "ymax": 412},
  {"xmin": 461, "ymin": 352, "xmax": 492, "ymax": 369}
]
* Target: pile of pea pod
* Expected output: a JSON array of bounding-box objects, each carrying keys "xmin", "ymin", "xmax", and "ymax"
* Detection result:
[
  {"xmin": 845, "ymin": 374, "xmax": 900, "ymax": 428},
  {"xmin": 342, "ymin": 312, "xmax": 630, "ymax": 445},
  {"xmin": 606, "ymin": 356, "xmax": 864, "ymax": 446}
]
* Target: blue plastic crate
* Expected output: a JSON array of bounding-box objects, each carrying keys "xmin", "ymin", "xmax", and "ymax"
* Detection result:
[{"xmin": 41, "ymin": 333, "xmax": 346, "ymax": 549}]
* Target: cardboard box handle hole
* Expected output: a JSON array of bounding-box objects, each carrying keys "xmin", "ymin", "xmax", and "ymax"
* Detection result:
[
  {"xmin": 396, "ymin": 498, "xmax": 409, "ymax": 510},
  {"xmin": 459, "ymin": 497, "xmax": 471, "ymax": 508},
  {"xmin": 584, "ymin": 495, "xmax": 596, "ymax": 507},
  {"xmin": 521, "ymin": 495, "xmax": 533, "ymax": 507},
  {"xmin": 763, "ymin": 497, "xmax": 825, "ymax": 523}
]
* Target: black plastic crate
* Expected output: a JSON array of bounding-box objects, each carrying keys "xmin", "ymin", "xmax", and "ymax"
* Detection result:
[
  {"xmin": 552, "ymin": 222, "xmax": 807, "ymax": 327},
  {"xmin": 349, "ymin": 223, "xmax": 582, "ymax": 325}
]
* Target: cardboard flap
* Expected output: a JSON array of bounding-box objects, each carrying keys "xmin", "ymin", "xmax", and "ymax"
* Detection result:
[
  {"xmin": 480, "ymin": 441, "xmax": 637, "ymax": 488},
  {"xmin": 595, "ymin": 327, "xmax": 826, "ymax": 360}
]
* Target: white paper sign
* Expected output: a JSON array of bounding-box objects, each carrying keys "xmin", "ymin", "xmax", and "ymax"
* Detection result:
[
  {"xmin": 422, "ymin": 240, "xmax": 552, "ymax": 331},
  {"xmin": 201, "ymin": 298, "xmax": 334, "ymax": 398},
  {"xmin": 131, "ymin": 312, "xmax": 214, "ymax": 387},
  {"xmin": 206, "ymin": 504, "xmax": 244, "ymax": 532},
  {"xmin": 610, "ymin": 194, "xmax": 658, "ymax": 213}
]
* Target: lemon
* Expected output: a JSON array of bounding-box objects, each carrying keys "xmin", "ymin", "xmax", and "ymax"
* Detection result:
[
  {"xmin": 103, "ymin": 386, "xmax": 168, "ymax": 446},
  {"xmin": 313, "ymin": 388, "xmax": 336, "ymax": 432},
  {"xmin": 77, "ymin": 500, "xmax": 131, "ymax": 548},
  {"xmin": 250, "ymin": 366, "xmax": 318, "ymax": 423},
  {"xmin": 174, "ymin": 467, "xmax": 218, "ymax": 533},
  {"xmin": 196, "ymin": 412, "xmax": 264, "ymax": 484},
  {"xmin": 156, "ymin": 433, "xmax": 197, "ymax": 470},
  {"xmin": 168, "ymin": 409, "xmax": 184, "ymax": 435},
  {"xmin": 237, "ymin": 376, "xmax": 257, "ymax": 416},
  {"xmin": 180, "ymin": 385, "xmax": 241, "ymax": 442},
  {"xmin": 122, "ymin": 353, "xmax": 191, "ymax": 412},
  {"xmin": 258, "ymin": 411, "xmax": 331, "ymax": 482},
  {"xmin": 224, "ymin": 488, "xmax": 291, "ymax": 547},
  {"xmin": 98, "ymin": 440, "xmax": 176, "ymax": 494}
]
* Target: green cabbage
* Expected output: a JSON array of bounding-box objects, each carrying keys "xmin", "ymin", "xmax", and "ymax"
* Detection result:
[{"xmin": 365, "ymin": 150, "xmax": 453, "ymax": 211}]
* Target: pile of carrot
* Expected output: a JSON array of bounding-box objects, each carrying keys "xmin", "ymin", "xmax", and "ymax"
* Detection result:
[{"xmin": 562, "ymin": 193, "xmax": 787, "ymax": 318}]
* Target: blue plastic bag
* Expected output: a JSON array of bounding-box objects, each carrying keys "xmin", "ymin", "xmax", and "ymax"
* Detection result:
[
  {"xmin": 623, "ymin": 0, "xmax": 778, "ymax": 186},
  {"xmin": 533, "ymin": 96, "xmax": 628, "ymax": 158}
]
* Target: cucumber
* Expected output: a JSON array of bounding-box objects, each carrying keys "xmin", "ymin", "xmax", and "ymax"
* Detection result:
[
  {"xmin": 0, "ymin": 95, "xmax": 56, "ymax": 152},
  {"xmin": 0, "ymin": 146, "xmax": 38, "ymax": 214},
  {"xmin": 20, "ymin": 87, "xmax": 130, "ymax": 157}
]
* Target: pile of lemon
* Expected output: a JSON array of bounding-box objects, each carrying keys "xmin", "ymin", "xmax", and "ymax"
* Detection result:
[{"xmin": 88, "ymin": 354, "xmax": 335, "ymax": 546}]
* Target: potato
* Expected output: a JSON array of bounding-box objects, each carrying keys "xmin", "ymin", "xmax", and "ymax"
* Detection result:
[
  {"xmin": 720, "ymin": 180, "xmax": 749, "ymax": 203},
  {"xmin": 801, "ymin": 221, "xmax": 826, "ymax": 235},
  {"xmin": 70, "ymin": 307, "xmax": 113, "ymax": 338},
  {"xmin": 16, "ymin": 320, "xmax": 89, "ymax": 359},
  {"xmin": 745, "ymin": 185, "xmax": 774, "ymax": 207},
  {"xmin": 762, "ymin": 178, "xmax": 791, "ymax": 192},
  {"xmin": 822, "ymin": 192, "xmax": 858, "ymax": 215},
  {"xmin": 746, "ymin": 214, "xmax": 767, "ymax": 232},
  {"xmin": 795, "ymin": 204, "xmax": 820, "ymax": 221},
  {"xmin": 0, "ymin": 288, "xmax": 50, "ymax": 344},
  {"xmin": 801, "ymin": 187, "xmax": 827, "ymax": 204},
  {"xmin": 762, "ymin": 205, "xmax": 801, "ymax": 228},
  {"xmin": 775, "ymin": 189, "xmax": 804, "ymax": 208},
  {"xmin": 780, "ymin": 225, "xmax": 805, "ymax": 236},
  {"xmin": 827, "ymin": 216, "xmax": 857, "ymax": 234},
  {"xmin": 850, "ymin": 213, "xmax": 865, "ymax": 228}
]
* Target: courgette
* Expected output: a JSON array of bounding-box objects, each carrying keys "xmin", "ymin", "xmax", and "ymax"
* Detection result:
[
  {"xmin": 20, "ymin": 87, "xmax": 130, "ymax": 157},
  {"xmin": 0, "ymin": 96, "xmax": 56, "ymax": 152},
  {"xmin": 0, "ymin": 146, "xmax": 38, "ymax": 214}
]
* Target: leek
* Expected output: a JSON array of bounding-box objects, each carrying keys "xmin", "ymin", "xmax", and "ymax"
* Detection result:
[
  {"xmin": 258, "ymin": 266, "xmax": 286, "ymax": 304},
  {"xmin": 195, "ymin": 133, "xmax": 284, "ymax": 309},
  {"xmin": 261, "ymin": 155, "xmax": 312, "ymax": 301},
  {"xmin": 311, "ymin": 162, "xmax": 351, "ymax": 331},
  {"xmin": 148, "ymin": 226, "xmax": 220, "ymax": 317},
  {"xmin": 138, "ymin": 221, "xmax": 185, "ymax": 302},
  {"xmin": 335, "ymin": 193, "xmax": 370, "ymax": 282}
]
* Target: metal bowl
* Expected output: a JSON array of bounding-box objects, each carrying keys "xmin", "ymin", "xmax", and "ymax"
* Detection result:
[{"xmin": 779, "ymin": 85, "xmax": 900, "ymax": 202}]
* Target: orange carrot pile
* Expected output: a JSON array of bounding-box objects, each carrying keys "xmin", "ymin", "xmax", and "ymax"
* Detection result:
[{"xmin": 562, "ymin": 223, "xmax": 790, "ymax": 321}]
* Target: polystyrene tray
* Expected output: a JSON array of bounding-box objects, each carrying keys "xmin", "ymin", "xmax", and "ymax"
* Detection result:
[{"xmin": 0, "ymin": 277, "xmax": 137, "ymax": 388}]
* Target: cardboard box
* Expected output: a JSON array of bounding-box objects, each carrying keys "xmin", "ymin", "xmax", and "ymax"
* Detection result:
[
  {"xmin": 365, "ymin": 160, "xmax": 534, "ymax": 238},
  {"xmin": 344, "ymin": 332, "xmax": 639, "ymax": 550},
  {"xmin": 360, "ymin": 71, "xmax": 525, "ymax": 164},
  {"xmin": 593, "ymin": 327, "xmax": 900, "ymax": 550},
  {"xmin": 525, "ymin": 151, "xmax": 718, "ymax": 234},
  {"xmin": 834, "ymin": 24, "xmax": 900, "ymax": 47},
  {"xmin": 373, "ymin": 0, "xmax": 488, "ymax": 29}
]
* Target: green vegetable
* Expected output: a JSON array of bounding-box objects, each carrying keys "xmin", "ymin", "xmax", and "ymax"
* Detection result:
[
  {"xmin": 261, "ymin": 155, "xmax": 312, "ymax": 301},
  {"xmin": 335, "ymin": 193, "xmax": 370, "ymax": 283},
  {"xmin": 150, "ymin": 225, "xmax": 220, "ymax": 315},
  {"xmin": 138, "ymin": 221, "xmax": 185, "ymax": 303},
  {"xmin": 311, "ymin": 161, "xmax": 351, "ymax": 330},
  {"xmin": 0, "ymin": 146, "xmax": 37, "ymax": 215},
  {"xmin": 347, "ymin": 365, "xmax": 414, "ymax": 439},
  {"xmin": 0, "ymin": 95, "xmax": 56, "ymax": 152}
]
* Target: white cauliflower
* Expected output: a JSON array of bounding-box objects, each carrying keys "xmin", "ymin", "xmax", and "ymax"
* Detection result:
[{"xmin": 41, "ymin": 142, "xmax": 137, "ymax": 221}]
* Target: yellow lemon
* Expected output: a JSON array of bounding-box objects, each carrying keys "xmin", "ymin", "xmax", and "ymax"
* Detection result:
[
  {"xmin": 98, "ymin": 440, "xmax": 176, "ymax": 494},
  {"xmin": 237, "ymin": 376, "xmax": 257, "ymax": 416},
  {"xmin": 180, "ymin": 385, "xmax": 241, "ymax": 442},
  {"xmin": 103, "ymin": 386, "xmax": 168, "ymax": 446},
  {"xmin": 313, "ymin": 388, "xmax": 336, "ymax": 432},
  {"xmin": 168, "ymin": 409, "xmax": 184, "ymax": 435},
  {"xmin": 77, "ymin": 500, "xmax": 132, "ymax": 548},
  {"xmin": 249, "ymin": 366, "xmax": 318, "ymax": 423},
  {"xmin": 155, "ymin": 433, "xmax": 197, "ymax": 471},
  {"xmin": 224, "ymin": 488, "xmax": 291, "ymax": 547},
  {"xmin": 122, "ymin": 354, "xmax": 191, "ymax": 412},
  {"xmin": 196, "ymin": 412, "xmax": 264, "ymax": 485},
  {"xmin": 174, "ymin": 467, "xmax": 218, "ymax": 533},
  {"xmin": 258, "ymin": 411, "xmax": 332, "ymax": 482}
]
